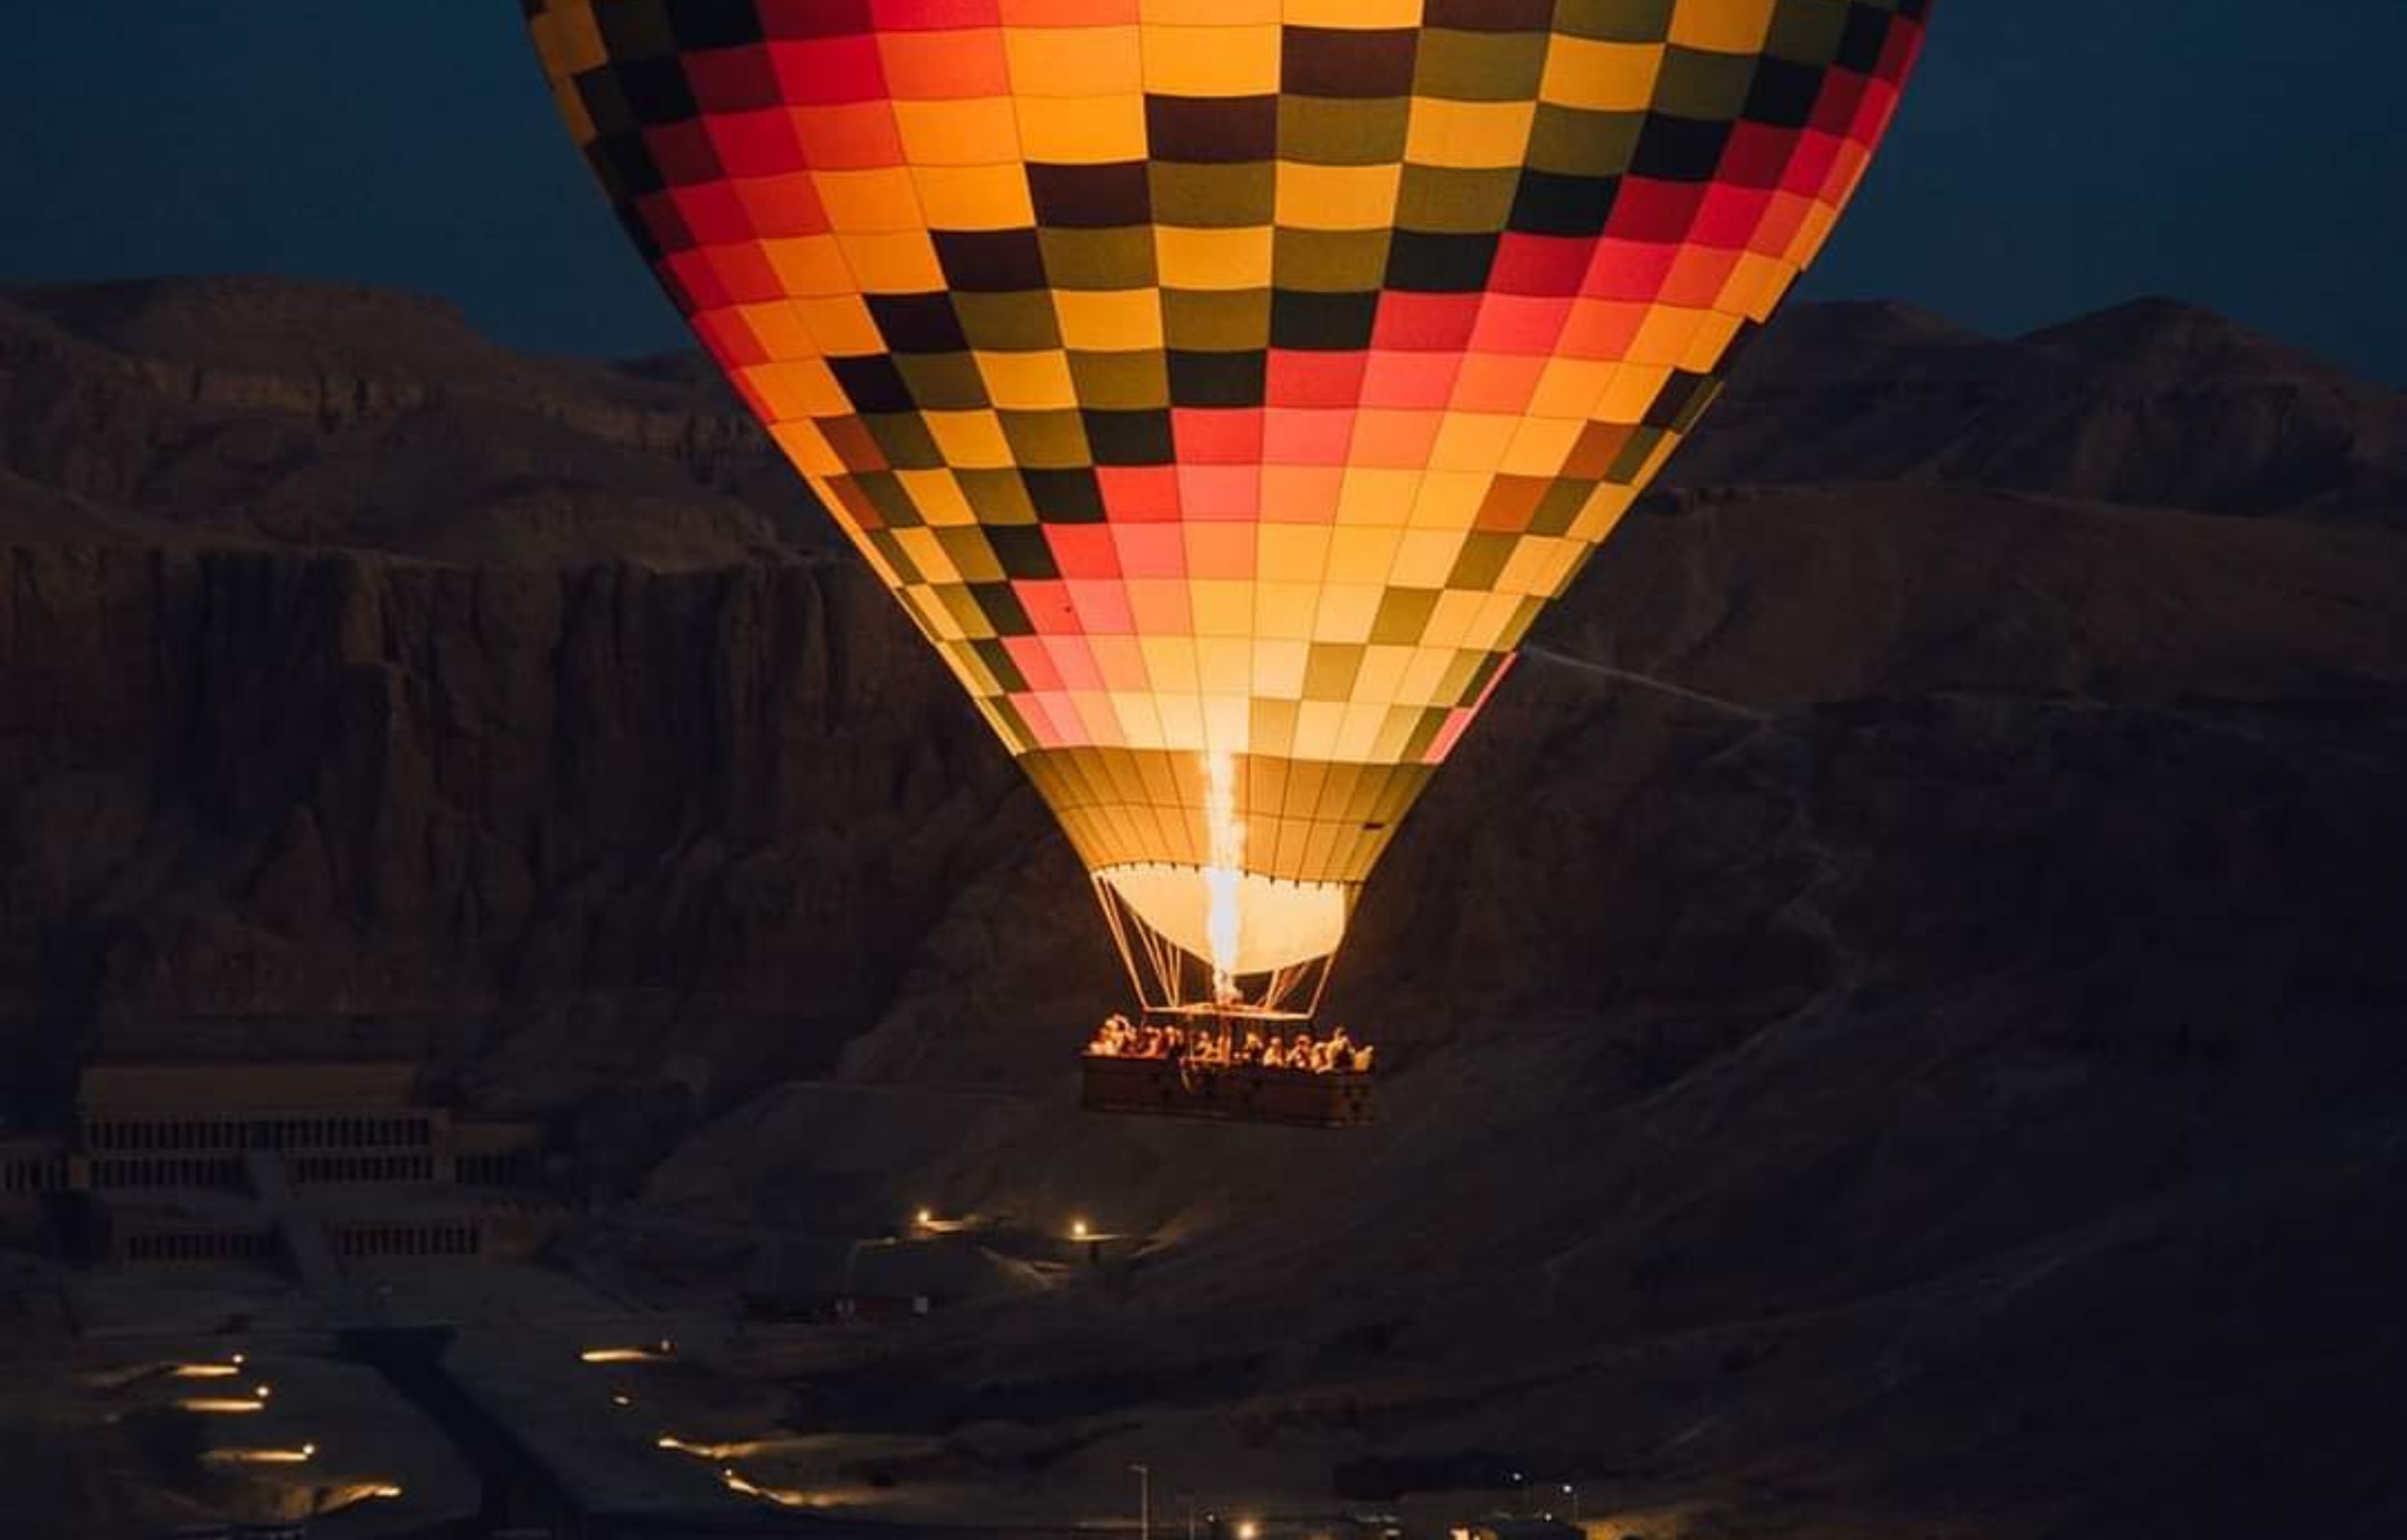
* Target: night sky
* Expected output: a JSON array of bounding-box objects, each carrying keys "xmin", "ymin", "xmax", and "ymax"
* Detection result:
[{"xmin": 2, "ymin": 1, "xmax": 2401, "ymax": 383}]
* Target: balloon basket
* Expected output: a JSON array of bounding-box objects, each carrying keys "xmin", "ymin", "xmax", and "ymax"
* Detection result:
[{"xmin": 1080, "ymin": 1051, "xmax": 1374, "ymax": 1130}]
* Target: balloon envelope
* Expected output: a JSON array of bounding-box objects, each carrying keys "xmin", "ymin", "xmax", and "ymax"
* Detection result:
[{"xmin": 525, "ymin": 0, "xmax": 1931, "ymax": 995}]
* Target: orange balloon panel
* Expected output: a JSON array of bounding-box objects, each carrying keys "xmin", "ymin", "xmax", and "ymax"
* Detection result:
[{"xmin": 526, "ymin": 0, "xmax": 1931, "ymax": 977}]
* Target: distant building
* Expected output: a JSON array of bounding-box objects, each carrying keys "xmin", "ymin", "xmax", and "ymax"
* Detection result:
[
  {"xmin": 0, "ymin": 1134, "xmax": 79, "ymax": 1243},
  {"xmin": 1, "ymin": 1057, "xmax": 550, "ymax": 1275}
]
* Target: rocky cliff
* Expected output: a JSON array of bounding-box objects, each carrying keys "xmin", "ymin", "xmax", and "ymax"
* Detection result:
[
  {"xmin": 1669, "ymin": 298, "xmax": 2407, "ymax": 520},
  {"xmin": 0, "ymin": 545, "xmax": 1069, "ymax": 1106},
  {"xmin": 0, "ymin": 276, "xmax": 815, "ymax": 565}
]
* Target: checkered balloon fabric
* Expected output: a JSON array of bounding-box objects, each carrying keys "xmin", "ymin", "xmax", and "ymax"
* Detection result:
[{"xmin": 526, "ymin": 0, "xmax": 1930, "ymax": 975}]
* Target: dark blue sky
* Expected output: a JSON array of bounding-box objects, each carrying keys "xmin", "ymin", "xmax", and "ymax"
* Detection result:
[{"xmin": 3, "ymin": 1, "xmax": 2401, "ymax": 381}]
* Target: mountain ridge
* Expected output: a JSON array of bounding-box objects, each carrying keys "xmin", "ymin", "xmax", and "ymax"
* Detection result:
[{"xmin": 5, "ymin": 275, "xmax": 2404, "ymax": 568}]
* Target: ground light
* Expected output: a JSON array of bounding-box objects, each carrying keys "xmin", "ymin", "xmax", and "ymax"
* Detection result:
[
  {"xmin": 580, "ymin": 1346, "xmax": 668, "ymax": 1364},
  {"xmin": 718, "ymin": 1466, "xmax": 817, "ymax": 1507},
  {"xmin": 202, "ymin": 1445, "xmax": 315, "ymax": 1466},
  {"xmin": 657, "ymin": 1434, "xmax": 778, "ymax": 1460}
]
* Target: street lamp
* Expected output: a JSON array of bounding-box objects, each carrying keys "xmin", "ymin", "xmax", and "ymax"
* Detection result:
[
  {"xmin": 1130, "ymin": 1463, "xmax": 1150, "ymax": 1540},
  {"xmin": 1563, "ymin": 1483, "xmax": 1579, "ymax": 1522}
]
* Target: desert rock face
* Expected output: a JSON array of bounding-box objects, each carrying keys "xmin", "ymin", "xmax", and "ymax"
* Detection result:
[
  {"xmin": 0, "ymin": 544, "xmax": 1068, "ymax": 1107},
  {"xmin": 5, "ymin": 277, "xmax": 2407, "ymax": 1535},
  {"xmin": 1671, "ymin": 297, "xmax": 2407, "ymax": 520},
  {"xmin": 0, "ymin": 276, "xmax": 815, "ymax": 565}
]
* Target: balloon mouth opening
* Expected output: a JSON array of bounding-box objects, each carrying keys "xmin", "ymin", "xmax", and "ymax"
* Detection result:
[{"xmin": 1094, "ymin": 864, "xmax": 1352, "ymax": 992}]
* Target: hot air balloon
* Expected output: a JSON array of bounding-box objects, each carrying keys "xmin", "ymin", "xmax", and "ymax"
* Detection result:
[{"xmin": 524, "ymin": 0, "xmax": 1930, "ymax": 1125}]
